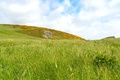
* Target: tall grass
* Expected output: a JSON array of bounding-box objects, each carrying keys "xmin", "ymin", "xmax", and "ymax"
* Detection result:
[{"xmin": 0, "ymin": 39, "xmax": 120, "ymax": 80}]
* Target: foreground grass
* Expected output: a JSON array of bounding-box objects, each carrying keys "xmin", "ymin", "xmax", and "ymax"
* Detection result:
[{"xmin": 0, "ymin": 38, "xmax": 120, "ymax": 80}]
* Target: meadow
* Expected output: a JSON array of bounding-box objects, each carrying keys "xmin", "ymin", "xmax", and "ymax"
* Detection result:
[{"xmin": 0, "ymin": 25, "xmax": 120, "ymax": 80}]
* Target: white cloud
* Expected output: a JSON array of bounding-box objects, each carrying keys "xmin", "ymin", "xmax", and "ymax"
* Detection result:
[
  {"xmin": 63, "ymin": 0, "xmax": 71, "ymax": 7},
  {"xmin": 0, "ymin": 0, "xmax": 120, "ymax": 39},
  {"xmin": 0, "ymin": 0, "xmax": 42, "ymax": 24}
]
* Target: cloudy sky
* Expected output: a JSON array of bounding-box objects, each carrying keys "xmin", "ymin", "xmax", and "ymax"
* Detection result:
[{"xmin": 0, "ymin": 0, "xmax": 120, "ymax": 40}]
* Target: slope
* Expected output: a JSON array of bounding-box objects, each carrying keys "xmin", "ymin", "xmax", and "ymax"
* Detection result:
[{"xmin": 0, "ymin": 24, "xmax": 85, "ymax": 40}]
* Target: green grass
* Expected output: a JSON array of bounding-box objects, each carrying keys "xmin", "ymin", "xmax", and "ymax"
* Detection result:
[
  {"xmin": 0, "ymin": 25, "xmax": 120, "ymax": 80},
  {"xmin": 0, "ymin": 24, "xmax": 84, "ymax": 40}
]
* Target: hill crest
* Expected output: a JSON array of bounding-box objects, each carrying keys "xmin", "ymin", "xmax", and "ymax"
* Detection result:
[{"xmin": 0, "ymin": 24, "xmax": 85, "ymax": 40}]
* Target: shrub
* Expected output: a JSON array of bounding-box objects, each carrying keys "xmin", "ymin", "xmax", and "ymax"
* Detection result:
[{"xmin": 93, "ymin": 54, "xmax": 117, "ymax": 68}]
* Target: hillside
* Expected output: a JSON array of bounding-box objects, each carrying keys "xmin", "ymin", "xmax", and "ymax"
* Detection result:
[
  {"xmin": 0, "ymin": 24, "xmax": 84, "ymax": 40},
  {"xmin": 0, "ymin": 24, "xmax": 120, "ymax": 80}
]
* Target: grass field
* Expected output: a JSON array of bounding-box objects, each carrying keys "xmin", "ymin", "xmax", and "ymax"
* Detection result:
[{"xmin": 0, "ymin": 25, "xmax": 120, "ymax": 80}]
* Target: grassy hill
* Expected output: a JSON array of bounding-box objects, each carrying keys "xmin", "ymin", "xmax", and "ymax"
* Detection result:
[
  {"xmin": 0, "ymin": 24, "xmax": 120, "ymax": 80},
  {"xmin": 0, "ymin": 24, "xmax": 84, "ymax": 40}
]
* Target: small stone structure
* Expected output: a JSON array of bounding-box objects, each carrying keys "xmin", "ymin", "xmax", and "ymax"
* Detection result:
[{"xmin": 43, "ymin": 30, "xmax": 53, "ymax": 39}]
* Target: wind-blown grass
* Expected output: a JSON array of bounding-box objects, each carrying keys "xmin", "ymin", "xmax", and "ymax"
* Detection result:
[{"xmin": 0, "ymin": 39, "xmax": 120, "ymax": 80}]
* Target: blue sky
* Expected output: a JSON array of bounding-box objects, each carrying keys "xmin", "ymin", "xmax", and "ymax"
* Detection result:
[{"xmin": 0, "ymin": 0, "xmax": 120, "ymax": 40}]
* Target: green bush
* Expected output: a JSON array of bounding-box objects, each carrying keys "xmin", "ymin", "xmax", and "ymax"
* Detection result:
[{"xmin": 93, "ymin": 54, "xmax": 117, "ymax": 68}]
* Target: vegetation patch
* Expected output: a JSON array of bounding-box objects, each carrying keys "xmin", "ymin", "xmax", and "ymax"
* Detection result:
[
  {"xmin": 0, "ymin": 24, "xmax": 85, "ymax": 40},
  {"xmin": 93, "ymin": 54, "xmax": 120, "ymax": 80},
  {"xmin": 93, "ymin": 54, "xmax": 117, "ymax": 68}
]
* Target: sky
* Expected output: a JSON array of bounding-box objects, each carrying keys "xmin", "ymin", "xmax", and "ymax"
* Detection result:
[{"xmin": 0, "ymin": 0, "xmax": 120, "ymax": 40}]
